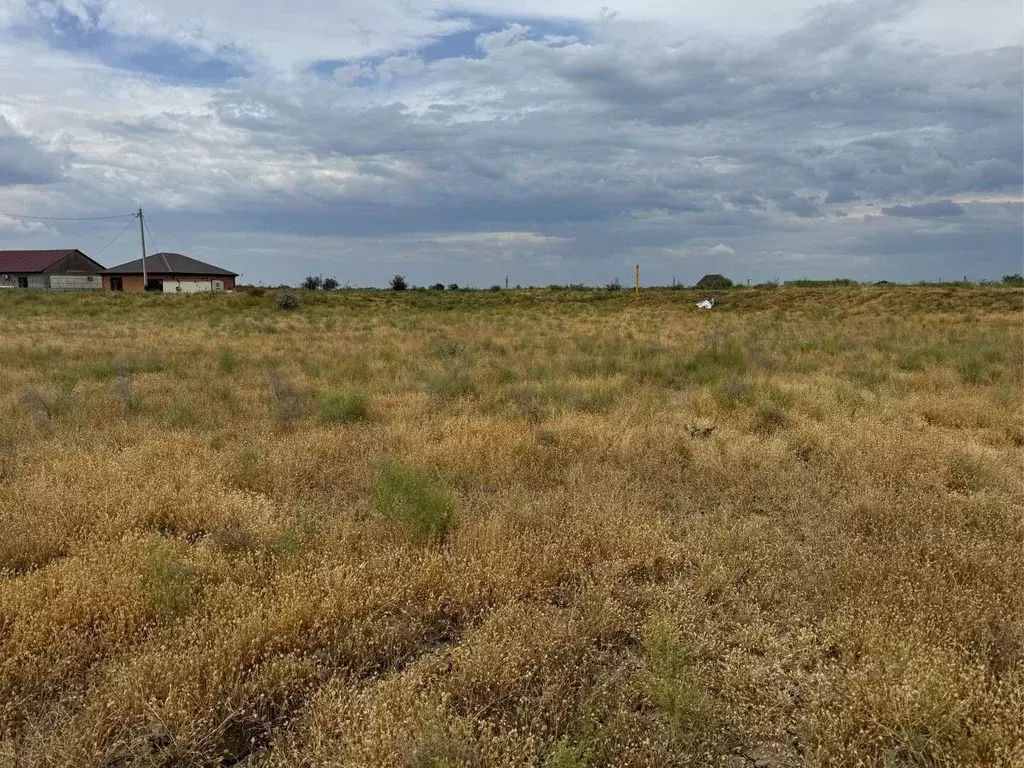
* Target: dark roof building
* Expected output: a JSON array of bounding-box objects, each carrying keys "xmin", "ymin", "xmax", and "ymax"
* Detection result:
[
  {"xmin": 100, "ymin": 252, "xmax": 237, "ymax": 292},
  {"xmin": 695, "ymin": 274, "xmax": 734, "ymax": 290},
  {"xmin": 102, "ymin": 252, "xmax": 237, "ymax": 277},
  {"xmin": 0, "ymin": 249, "xmax": 105, "ymax": 291}
]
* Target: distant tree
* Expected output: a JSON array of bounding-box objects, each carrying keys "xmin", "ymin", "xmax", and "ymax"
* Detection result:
[
  {"xmin": 430, "ymin": 283, "xmax": 445, "ymax": 291},
  {"xmin": 490, "ymin": 285, "xmax": 502, "ymax": 292},
  {"xmin": 1002, "ymin": 274, "xmax": 1024, "ymax": 286},
  {"xmin": 302, "ymin": 275, "xmax": 323, "ymax": 290},
  {"xmin": 322, "ymin": 277, "xmax": 339, "ymax": 291},
  {"xmin": 447, "ymin": 283, "xmax": 459, "ymax": 291},
  {"xmin": 390, "ymin": 274, "xmax": 408, "ymax": 291},
  {"xmin": 605, "ymin": 279, "xmax": 622, "ymax": 291}
]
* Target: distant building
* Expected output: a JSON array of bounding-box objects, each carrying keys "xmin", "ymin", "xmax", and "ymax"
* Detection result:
[
  {"xmin": 695, "ymin": 274, "xmax": 734, "ymax": 290},
  {"xmin": 101, "ymin": 253, "xmax": 237, "ymax": 293},
  {"xmin": 0, "ymin": 249, "xmax": 105, "ymax": 291}
]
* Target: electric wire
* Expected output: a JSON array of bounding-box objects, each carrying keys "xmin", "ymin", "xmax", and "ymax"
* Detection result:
[
  {"xmin": 91, "ymin": 215, "xmax": 139, "ymax": 258},
  {"xmin": 0, "ymin": 211, "xmax": 136, "ymax": 222}
]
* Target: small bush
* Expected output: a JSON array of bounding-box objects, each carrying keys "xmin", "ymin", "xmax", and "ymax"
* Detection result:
[
  {"xmin": 946, "ymin": 453, "xmax": 994, "ymax": 494},
  {"xmin": 302, "ymin": 275, "xmax": 323, "ymax": 290},
  {"xmin": 322, "ymin": 277, "xmax": 339, "ymax": 291},
  {"xmin": 426, "ymin": 366, "xmax": 476, "ymax": 400},
  {"xmin": 276, "ymin": 292, "xmax": 300, "ymax": 311},
  {"xmin": 269, "ymin": 369, "xmax": 305, "ymax": 426},
  {"xmin": 643, "ymin": 619, "xmax": 708, "ymax": 729},
  {"xmin": 146, "ymin": 552, "xmax": 199, "ymax": 619},
  {"xmin": 1001, "ymin": 274, "xmax": 1024, "ymax": 286},
  {"xmin": 372, "ymin": 461, "xmax": 456, "ymax": 545},
  {"xmin": 490, "ymin": 285, "xmax": 502, "ymax": 292},
  {"xmin": 217, "ymin": 345, "xmax": 237, "ymax": 373},
  {"xmin": 430, "ymin": 283, "xmax": 445, "ymax": 291},
  {"xmin": 390, "ymin": 275, "xmax": 408, "ymax": 291},
  {"xmin": 547, "ymin": 739, "xmax": 591, "ymax": 768},
  {"xmin": 316, "ymin": 392, "xmax": 370, "ymax": 425},
  {"xmin": 447, "ymin": 283, "xmax": 459, "ymax": 291},
  {"xmin": 18, "ymin": 387, "xmax": 75, "ymax": 425},
  {"xmin": 111, "ymin": 374, "xmax": 135, "ymax": 412},
  {"xmin": 245, "ymin": 286, "xmax": 265, "ymax": 297},
  {"xmin": 956, "ymin": 355, "xmax": 987, "ymax": 384},
  {"xmin": 754, "ymin": 404, "xmax": 790, "ymax": 435}
]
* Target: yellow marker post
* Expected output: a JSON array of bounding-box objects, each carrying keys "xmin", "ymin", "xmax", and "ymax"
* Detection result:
[{"xmin": 634, "ymin": 263, "xmax": 640, "ymax": 296}]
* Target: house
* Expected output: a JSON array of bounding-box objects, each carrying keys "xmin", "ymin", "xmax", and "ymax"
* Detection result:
[
  {"xmin": 695, "ymin": 274, "xmax": 734, "ymax": 290},
  {"xmin": 101, "ymin": 253, "xmax": 237, "ymax": 293},
  {"xmin": 0, "ymin": 249, "xmax": 105, "ymax": 291}
]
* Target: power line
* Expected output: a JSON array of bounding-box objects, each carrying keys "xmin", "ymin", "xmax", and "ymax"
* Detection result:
[
  {"xmin": 91, "ymin": 215, "xmax": 139, "ymax": 258},
  {"xmin": 142, "ymin": 214, "xmax": 159, "ymax": 255},
  {"xmin": 0, "ymin": 211, "xmax": 136, "ymax": 222}
]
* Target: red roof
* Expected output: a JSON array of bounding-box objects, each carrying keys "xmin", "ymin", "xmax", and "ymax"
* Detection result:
[{"xmin": 0, "ymin": 250, "xmax": 80, "ymax": 273}]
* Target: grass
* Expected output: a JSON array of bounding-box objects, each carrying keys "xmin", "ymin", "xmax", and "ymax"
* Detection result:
[
  {"xmin": 0, "ymin": 285, "xmax": 1021, "ymax": 766},
  {"xmin": 372, "ymin": 460, "xmax": 457, "ymax": 545},
  {"xmin": 316, "ymin": 391, "xmax": 370, "ymax": 425}
]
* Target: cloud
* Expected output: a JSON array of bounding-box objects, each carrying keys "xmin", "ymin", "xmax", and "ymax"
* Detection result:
[
  {"xmin": 881, "ymin": 200, "xmax": 967, "ymax": 218},
  {"xmin": 709, "ymin": 243, "xmax": 735, "ymax": 255},
  {"xmin": 0, "ymin": 115, "xmax": 64, "ymax": 186},
  {"xmin": 0, "ymin": 0, "xmax": 1020, "ymax": 285}
]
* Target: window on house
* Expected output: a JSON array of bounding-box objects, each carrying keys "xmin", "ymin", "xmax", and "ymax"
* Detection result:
[{"xmin": 17, "ymin": 277, "xmax": 28, "ymax": 288}]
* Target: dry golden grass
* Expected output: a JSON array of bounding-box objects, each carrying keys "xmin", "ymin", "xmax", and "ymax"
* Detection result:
[{"xmin": 0, "ymin": 286, "xmax": 1021, "ymax": 767}]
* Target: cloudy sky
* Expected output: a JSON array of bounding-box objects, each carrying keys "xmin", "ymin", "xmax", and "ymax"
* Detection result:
[{"xmin": 0, "ymin": 0, "xmax": 1021, "ymax": 286}]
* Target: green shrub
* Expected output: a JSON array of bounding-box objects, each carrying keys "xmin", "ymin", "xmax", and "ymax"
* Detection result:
[
  {"xmin": 546, "ymin": 738, "xmax": 591, "ymax": 768},
  {"xmin": 372, "ymin": 461, "xmax": 456, "ymax": 545},
  {"xmin": 425, "ymin": 366, "xmax": 476, "ymax": 400},
  {"xmin": 956, "ymin": 355, "xmax": 986, "ymax": 384},
  {"xmin": 1001, "ymin": 274, "xmax": 1024, "ymax": 286},
  {"xmin": 276, "ymin": 292, "xmax": 300, "ymax": 310},
  {"xmin": 269, "ymin": 369, "xmax": 306, "ymax": 426},
  {"xmin": 146, "ymin": 551, "xmax": 199, "ymax": 618},
  {"xmin": 643, "ymin": 620, "xmax": 708, "ymax": 730},
  {"xmin": 217, "ymin": 345, "xmax": 237, "ymax": 373},
  {"xmin": 390, "ymin": 274, "xmax": 408, "ymax": 291},
  {"xmin": 946, "ymin": 453, "xmax": 994, "ymax": 494},
  {"xmin": 317, "ymin": 392, "xmax": 370, "ymax": 425}
]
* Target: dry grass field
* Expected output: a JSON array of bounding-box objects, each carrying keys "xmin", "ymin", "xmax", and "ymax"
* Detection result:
[{"xmin": 0, "ymin": 286, "xmax": 1021, "ymax": 767}]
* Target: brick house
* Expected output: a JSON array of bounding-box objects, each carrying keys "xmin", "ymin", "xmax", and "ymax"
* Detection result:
[
  {"xmin": 0, "ymin": 249, "xmax": 105, "ymax": 290},
  {"xmin": 101, "ymin": 253, "xmax": 237, "ymax": 293}
]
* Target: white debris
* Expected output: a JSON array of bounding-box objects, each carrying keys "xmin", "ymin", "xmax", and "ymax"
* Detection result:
[{"xmin": 696, "ymin": 298, "xmax": 715, "ymax": 310}]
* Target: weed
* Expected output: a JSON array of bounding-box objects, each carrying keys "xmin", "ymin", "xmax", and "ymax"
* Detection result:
[
  {"xmin": 946, "ymin": 453, "xmax": 994, "ymax": 494},
  {"xmin": 956, "ymin": 355, "xmax": 987, "ymax": 384},
  {"xmin": 111, "ymin": 374, "xmax": 136, "ymax": 412},
  {"xmin": 372, "ymin": 461, "xmax": 456, "ymax": 545},
  {"xmin": 317, "ymin": 392, "xmax": 370, "ymax": 425},
  {"xmin": 270, "ymin": 369, "xmax": 306, "ymax": 426},
  {"xmin": 546, "ymin": 738, "xmax": 591, "ymax": 767},
  {"xmin": 643, "ymin": 620, "xmax": 708, "ymax": 730},
  {"xmin": 146, "ymin": 551, "xmax": 199, "ymax": 619},
  {"xmin": 218, "ymin": 346, "xmax": 237, "ymax": 373},
  {"xmin": 425, "ymin": 366, "xmax": 476, "ymax": 401},
  {"xmin": 276, "ymin": 292, "xmax": 300, "ymax": 310}
]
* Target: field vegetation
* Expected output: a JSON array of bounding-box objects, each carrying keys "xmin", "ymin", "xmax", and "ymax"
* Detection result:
[{"xmin": 0, "ymin": 286, "xmax": 1021, "ymax": 767}]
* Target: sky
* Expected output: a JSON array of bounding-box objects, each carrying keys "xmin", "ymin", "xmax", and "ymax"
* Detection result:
[{"xmin": 0, "ymin": 0, "xmax": 1021, "ymax": 287}]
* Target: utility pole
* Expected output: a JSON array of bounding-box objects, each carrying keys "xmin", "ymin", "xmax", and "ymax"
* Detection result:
[
  {"xmin": 505, "ymin": 274, "xmax": 509, "ymax": 290},
  {"xmin": 634, "ymin": 263, "xmax": 640, "ymax": 296},
  {"xmin": 138, "ymin": 207, "xmax": 147, "ymax": 289}
]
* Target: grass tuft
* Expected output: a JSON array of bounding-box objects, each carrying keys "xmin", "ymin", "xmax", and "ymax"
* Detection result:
[
  {"xmin": 316, "ymin": 391, "xmax": 370, "ymax": 425},
  {"xmin": 372, "ymin": 460, "xmax": 457, "ymax": 545}
]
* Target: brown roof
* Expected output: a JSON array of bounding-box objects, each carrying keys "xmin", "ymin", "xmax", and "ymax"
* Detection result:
[
  {"xmin": 0, "ymin": 249, "xmax": 84, "ymax": 273},
  {"xmin": 101, "ymin": 252, "xmax": 237, "ymax": 277}
]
